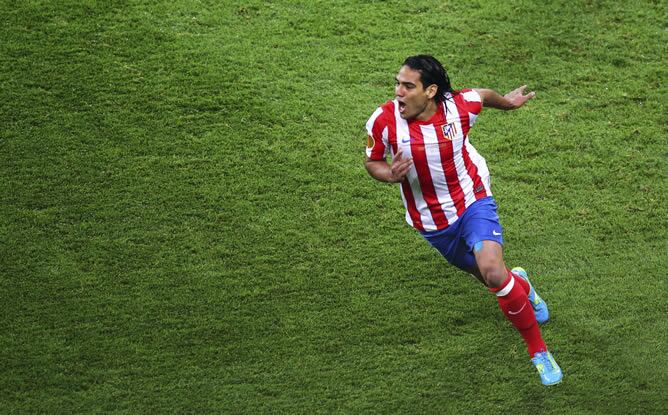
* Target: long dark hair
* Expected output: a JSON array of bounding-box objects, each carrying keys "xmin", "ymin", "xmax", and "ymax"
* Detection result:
[{"xmin": 402, "ymin": 55, "xmax": 453, "ymax": 103}]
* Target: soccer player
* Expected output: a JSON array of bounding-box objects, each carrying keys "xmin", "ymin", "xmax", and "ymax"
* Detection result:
[{"xmin": 364, "ymin": 55, "xmax": 562, "ymax": 385}]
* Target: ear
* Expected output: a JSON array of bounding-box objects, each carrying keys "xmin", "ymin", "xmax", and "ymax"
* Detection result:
[{"xmin": 426, "ymin": 84, "xmax": 438, "ymax": 99}]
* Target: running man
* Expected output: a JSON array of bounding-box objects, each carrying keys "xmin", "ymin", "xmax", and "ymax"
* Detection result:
[{"xmin": 364, "ymin": 55, "xmax": 562, "ymax": 385}]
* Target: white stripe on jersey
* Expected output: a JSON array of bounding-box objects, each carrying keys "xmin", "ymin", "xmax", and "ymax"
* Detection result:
[
  {"xmin": 462, "ymin": 90, "xmax": 481, "ymax": 103},
  {"xmin": 381, "ymin": 126, "xmax": 388, "ymax": 154},
  {"xmin": 462, "ymin": 90, "xmax": 481, "ymax": 127},
  {"xmin": 399, "ymin": 183, "xmax": 414, "ymax": 228},
  {"xmin": 464, "ymin": 139, "xmax": 492, "ymax": 196},
  {"xmin": 443, "ymin": 98, "xmax": 477, "ymax": 208},
  {"xmin": 365, "ymin": 106, "xmax": 383, "ymax": 135},
  {"xmin": 469, "ymin": 112, "xmax": 479, "ymax": 126},
  {"xmin": 365, "ymin": 107, "xmax": 389, "ymax": 159}
]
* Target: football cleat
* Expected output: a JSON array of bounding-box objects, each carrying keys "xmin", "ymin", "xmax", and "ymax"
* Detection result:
[
  {"xmin": 531, "ymin": 351, "xmax": 563, "ymax": 385},
  {"xmin": 512, "ymin": 267, "xmax": 549, "ymax": 324}
]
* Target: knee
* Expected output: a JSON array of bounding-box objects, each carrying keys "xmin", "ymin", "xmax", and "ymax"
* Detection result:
[{"xmin": 478, "ymin": 264, "xmax": 507, "ymax": 288}]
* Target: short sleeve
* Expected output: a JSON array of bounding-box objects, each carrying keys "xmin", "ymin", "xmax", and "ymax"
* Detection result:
[
  {"xmin": 460, "ymin": 89, "xmax": 483, "ymax": 116},
  {"xmin": 365, "ymin": 106, "xmax": 390, "ymax": 160}
]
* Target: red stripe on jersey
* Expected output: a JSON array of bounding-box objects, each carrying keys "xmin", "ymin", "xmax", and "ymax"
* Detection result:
[
  {"xmin": 385, "ymin": 102, "xmax": 398, "ymax": 154},
  {"xmin": 461, "ymin": 140, "xmax": 487, "ymax": 200},
  {"xmin": 387, "ymin": 106, "xmax": 423, "ymax": 230},
  {"xmin": 453, "ymin": 93, "xmax": 472, "ymax": 138},
  {"xmin": 453, "ymin": 94, "xmax": 487, "ymax": 200},
  {"xmin": 368, "ymin": 106, "xmax": 387, "ymax": 160},
  {"xmin": 434, "ymin": 116, "xmax": 467, "ymax": 216},
  {"xmin": 409, "ymin": 123, "xmax": 449, "ymax": 228},
  {"xmin": 370, "ymin": 110, "xmax": 384, "ymax": 139},
  {"xmin": 401, "ymin": 180, "xmax": 424, "ymax": 231},
  {"xmin": 459, "ymin": 89, "xmax": 483, "ymax": 115},
  {"xmin": 368, "ymin": 136, "xmax": 385, "ymax": 160}
]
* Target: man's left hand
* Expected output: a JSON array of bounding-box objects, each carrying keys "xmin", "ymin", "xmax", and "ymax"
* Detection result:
[{"xmin": 504, "ymin": 85, "xmax": 535, "ymax": 109}]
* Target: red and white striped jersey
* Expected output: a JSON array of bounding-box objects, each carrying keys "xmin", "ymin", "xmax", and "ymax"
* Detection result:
[{"xmin": 365, "ymin": 89, "xmax": 491, "ymax": 232}]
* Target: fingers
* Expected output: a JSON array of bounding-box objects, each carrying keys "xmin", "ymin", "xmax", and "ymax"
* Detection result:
[
  {"xmin": 393, "ymin": 158, "xmax": 413, "ymax": 173},
  {"xmin": 509, "ymin": 85, "xmax": 536, "ymax": 108},
  {"xmin": 395, "ymin": 157, "xmax": 413, "ymax": 171},
  {"xmin": 391, "ymin": 153, "xmax": 413, "ymax": 182},
  {"xmin": 519, "ymin": 85, "xmax": 536, "ymax": 99},
  {"xmin": 512, "ymin": 85, "xmax": 535, "ymax": 98},
  {"xmin": 392, "ymin": 164, "xmax": 412, "ymax": 182},
  {"xmin": 393, "ymin": 149, "xmax": 412, "ymax": 168}
]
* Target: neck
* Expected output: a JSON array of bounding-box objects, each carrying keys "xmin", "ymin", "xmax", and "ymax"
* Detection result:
[{"xmin": 415, "ymin": 100, "xmax": 438, "ymax": 121}]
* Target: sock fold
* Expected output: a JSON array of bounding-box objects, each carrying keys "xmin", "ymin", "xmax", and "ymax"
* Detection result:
[{"xmin": 508, "ymin": 267, "xmax": 530, "ymax": 295}]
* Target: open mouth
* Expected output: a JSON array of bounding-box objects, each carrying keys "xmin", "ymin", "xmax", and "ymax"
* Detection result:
[{"xmin": 397, "ymin": 100, "xmax": 406, "ymax": 114}]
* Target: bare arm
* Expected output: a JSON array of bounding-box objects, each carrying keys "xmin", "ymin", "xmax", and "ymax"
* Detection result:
[
  {"xmin": 475, "ymin": 85, "xmax": 535, "ymax": 110},
  {"xmin": 365, "ymin": 150, "xmax": 413, "ymax": 183}
]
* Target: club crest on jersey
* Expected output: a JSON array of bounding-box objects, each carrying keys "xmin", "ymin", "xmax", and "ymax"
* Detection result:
[
  {"xmin": 366, "ymin": 135, "xmax": 375, "ymax": 149},
  {"xmin": 442, "ymin": 122, "xmax": 458, "ymax": 141}
]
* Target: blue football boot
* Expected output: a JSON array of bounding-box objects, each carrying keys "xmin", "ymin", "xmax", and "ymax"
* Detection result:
[
  {"xmin": 531, "ymin": 351, "xmax": 563, "ymax": 385},
  {"xmin": 511, "ymin": 267, "xmax": 549, "ymax": 324}
]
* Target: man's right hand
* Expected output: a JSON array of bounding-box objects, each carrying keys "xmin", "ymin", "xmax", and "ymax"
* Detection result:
[{"xmin": 389, "ymin": 150, "xmax": 413, "ymax": 183}]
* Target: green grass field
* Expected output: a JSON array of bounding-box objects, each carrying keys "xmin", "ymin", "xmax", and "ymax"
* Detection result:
[{"xmin": 1, "ymin": 0, "xmax": 667, "ymax": 413}]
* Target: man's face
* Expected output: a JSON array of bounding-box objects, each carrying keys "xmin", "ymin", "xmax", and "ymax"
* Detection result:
[{"xmin": 395, "ymin": 65, "xmax": 435, "ymax": 120}]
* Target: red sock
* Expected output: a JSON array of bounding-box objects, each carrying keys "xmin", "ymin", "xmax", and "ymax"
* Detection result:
[
  {"xmin": 508, "ymin": 267, "xmax": 530, "ymax": 295},
  {"xmin": 490, "ymin": 271, "xmax": 546, "ymax": 356}
]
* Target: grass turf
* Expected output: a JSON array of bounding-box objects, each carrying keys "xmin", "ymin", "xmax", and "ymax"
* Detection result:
[{"xmin": 1, "ymin": 0, "xmax": 666, "ymax": 413}]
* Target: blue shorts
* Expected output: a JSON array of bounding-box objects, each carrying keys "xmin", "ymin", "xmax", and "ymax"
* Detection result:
[{"xmin": 421, "ymin": 197, "xmax": 503, "ymax": 271}]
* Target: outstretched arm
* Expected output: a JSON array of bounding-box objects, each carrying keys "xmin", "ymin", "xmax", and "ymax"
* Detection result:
[{"xmin": 475, "ymin": 85, "xmax": 535, "ymax": 110}]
